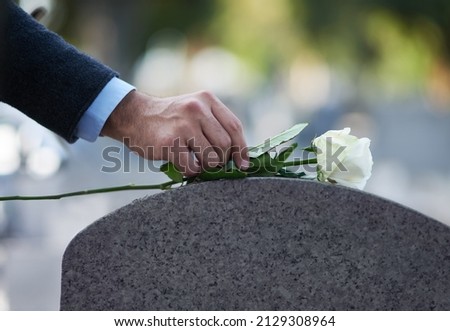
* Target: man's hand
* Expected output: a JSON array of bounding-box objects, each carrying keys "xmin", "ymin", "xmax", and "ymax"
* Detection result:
[{"xmin": 101, "ymin": 90, "xmax": 249, "ymax": 176}]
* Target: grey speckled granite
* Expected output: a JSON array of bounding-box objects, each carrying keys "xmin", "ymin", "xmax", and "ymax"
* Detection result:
[{"xmin": 60, "ymin": 178, "xmax": 450, "ymax": 310}]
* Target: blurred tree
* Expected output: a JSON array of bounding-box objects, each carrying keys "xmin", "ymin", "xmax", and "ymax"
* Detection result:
[
  {"xmin": 54, "ymin": 0, "xmax": 215, "ymax": 78},
  {"xmin": 205, "ymin": 0, "xmax": 305, "ymax": 74},
  {"xmin": 291, "ymin": 0, "xmax": 450, "ymax": 61},
  {"xmin": 376, "ymin": 0, "xmax": 450, "ymax": 56},
  {"xmin": 46, "ymin": 0, "xmax": 450, "ymax": 99},
  {"xmin": 290, "ymin": 0, "xmax": 450, "ymax": 94}
]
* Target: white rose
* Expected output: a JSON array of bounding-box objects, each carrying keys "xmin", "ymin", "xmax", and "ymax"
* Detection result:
[{"xmin": 312, "ymin": 128, "xmax": 373, "ymax": 190}]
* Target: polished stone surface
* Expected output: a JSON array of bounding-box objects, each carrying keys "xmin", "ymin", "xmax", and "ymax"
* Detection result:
[{"xmin": 60, "ymin": 178, "xmax": 450, "ymax": 310}]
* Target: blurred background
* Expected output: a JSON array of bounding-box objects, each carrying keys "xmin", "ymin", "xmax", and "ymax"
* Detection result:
[{"xmin": 1, "ymin": 0, "xmax": 450, "ymax": 310}]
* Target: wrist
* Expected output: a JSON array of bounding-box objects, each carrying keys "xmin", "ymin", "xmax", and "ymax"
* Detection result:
[{"xmin": 101, "ymin": 90, "xmax": 145, "ymax": 141}]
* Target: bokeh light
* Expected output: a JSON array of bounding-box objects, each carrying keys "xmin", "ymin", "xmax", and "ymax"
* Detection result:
[{"xmin": 0, "ymin": 125, "xmax": 20, "ymax": 176}]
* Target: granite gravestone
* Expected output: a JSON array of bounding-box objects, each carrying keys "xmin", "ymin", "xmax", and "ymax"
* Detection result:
[{"xmin": 60, "ymin": 178, "xmax": 450, "ymax": 310}]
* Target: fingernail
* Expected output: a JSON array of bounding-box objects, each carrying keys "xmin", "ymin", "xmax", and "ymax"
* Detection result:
[{"xmin": 241, "ymin": 159, "xmax": 250, "ymax": 170}]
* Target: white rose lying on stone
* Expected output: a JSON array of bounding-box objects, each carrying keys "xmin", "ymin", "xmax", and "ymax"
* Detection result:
[{"xmin": 313, "ymin": 128, "xmax": 373, "ymax": 190}]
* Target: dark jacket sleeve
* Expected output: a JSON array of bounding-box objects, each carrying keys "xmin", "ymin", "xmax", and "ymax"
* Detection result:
[{"xmin": 0, "ymin": 1, "xmax": 117, "ymax": 142}]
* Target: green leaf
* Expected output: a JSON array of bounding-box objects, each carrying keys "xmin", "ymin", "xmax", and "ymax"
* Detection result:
[
  {"xmin": 247, "ymin": 153, "xmax": 271, "ymax": 170},
  {"xmin": 278, "ymin": 168, "xmax": 306, "ymax": 178},
  {"xmin": 248, "ymin": 123, "xmax": 308, "ymax": 158},
  {"xmin": 245, "ymin": 153, "xmax": 289, "ymax": 178},
  {"xmin": 245, "ymin": 153, "xmax": 275, "ymax": 174},
  {"xmin": 276, "ymin": 143, "xmax": 298, "ymax": 162},
  {"xmin": 224, "ymin": 160, "xmax": 236, "ymax": 171},
  {"xmin": 198, "ymin": 166, "xmax": 247, "ymax": 181},
  {"xmin": 160, "ymin": 162, "xmax": 183, "ymax": 183}
]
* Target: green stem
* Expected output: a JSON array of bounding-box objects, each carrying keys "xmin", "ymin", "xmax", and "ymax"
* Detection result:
[
  {"xmin": 283, "ymin": 158, "xmax": 317, "ymax": 167},
  {"xmin": 0, "ymin": 180, "xmax": 176, "ymax": 201},
  {"xmin": 0, "ymin": 158, "xmax": 318, "ymax": 201}
]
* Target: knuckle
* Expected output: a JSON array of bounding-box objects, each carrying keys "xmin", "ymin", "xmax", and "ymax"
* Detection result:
[
  {"xmin": 183, "ymin": 99, "xmax": 203, "ymax": 115},
  {"xmin": 198, "ymin": 89, "xmax": 214, "ymax": 100},
  {"xmin": 227, "ymin": 118, "xmax": 243, "ymax": 134}
]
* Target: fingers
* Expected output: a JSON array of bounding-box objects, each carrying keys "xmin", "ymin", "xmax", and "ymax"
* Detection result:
[
  {"xmin": 200, "ymin": 116, "xmax": 232, "ymax": 165},
  {"xmin": 178, "ymin": 90, "xmax": 248, "ymax": 172},
  {"xmin": 209, "ymin": 97, "xmax": 249, "ymax": 170},
  {"xmin": 169, "ymin": 141, "xmax": 201, "ymax": 177},
  {"xmin": 168, "ymin": 134, "xmax": 222, "ymax": 177},
  {"xmin": 188, "ymin": 133, "xmax": 221, "ymax": 169},
  {"xmin": 171, "ymin": 122, "xmax": 244, "ymax": 176}
]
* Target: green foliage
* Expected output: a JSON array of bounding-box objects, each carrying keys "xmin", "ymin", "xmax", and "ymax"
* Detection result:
[
  {"xmin": 54, "ymin": 0, "xmax": 450, "ymax": 88},
  {"xmin": 160, "ymin": 162, "xmax": 183, "ymax": 183},
  {"xmin": 198, "ymin": 164, "xmax": 246, "ymax": 181},
  {"xmin": 291, "ymin": 0, "xmax": 450, "ymax": 75},
  {"xmin": 277, "ymin": 143, "xmax": 298, "ymax": 162},
  {"xmin": 248, "ymin": 123, "xmax": 308, "ymax": 158},
  {"xmin": 160, "ymin": 123, "xmax": 312, "ymax": 186}
]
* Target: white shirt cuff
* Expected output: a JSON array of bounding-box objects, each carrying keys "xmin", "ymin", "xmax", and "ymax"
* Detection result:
[{"xmin": 75, "ymin": 77, "xmax": 135, "ymax": 142}]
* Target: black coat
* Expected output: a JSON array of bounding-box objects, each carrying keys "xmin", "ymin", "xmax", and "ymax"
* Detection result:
[{"xmin": 0, "ymin": 1, "xmax": 117, "ymax": 142}]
